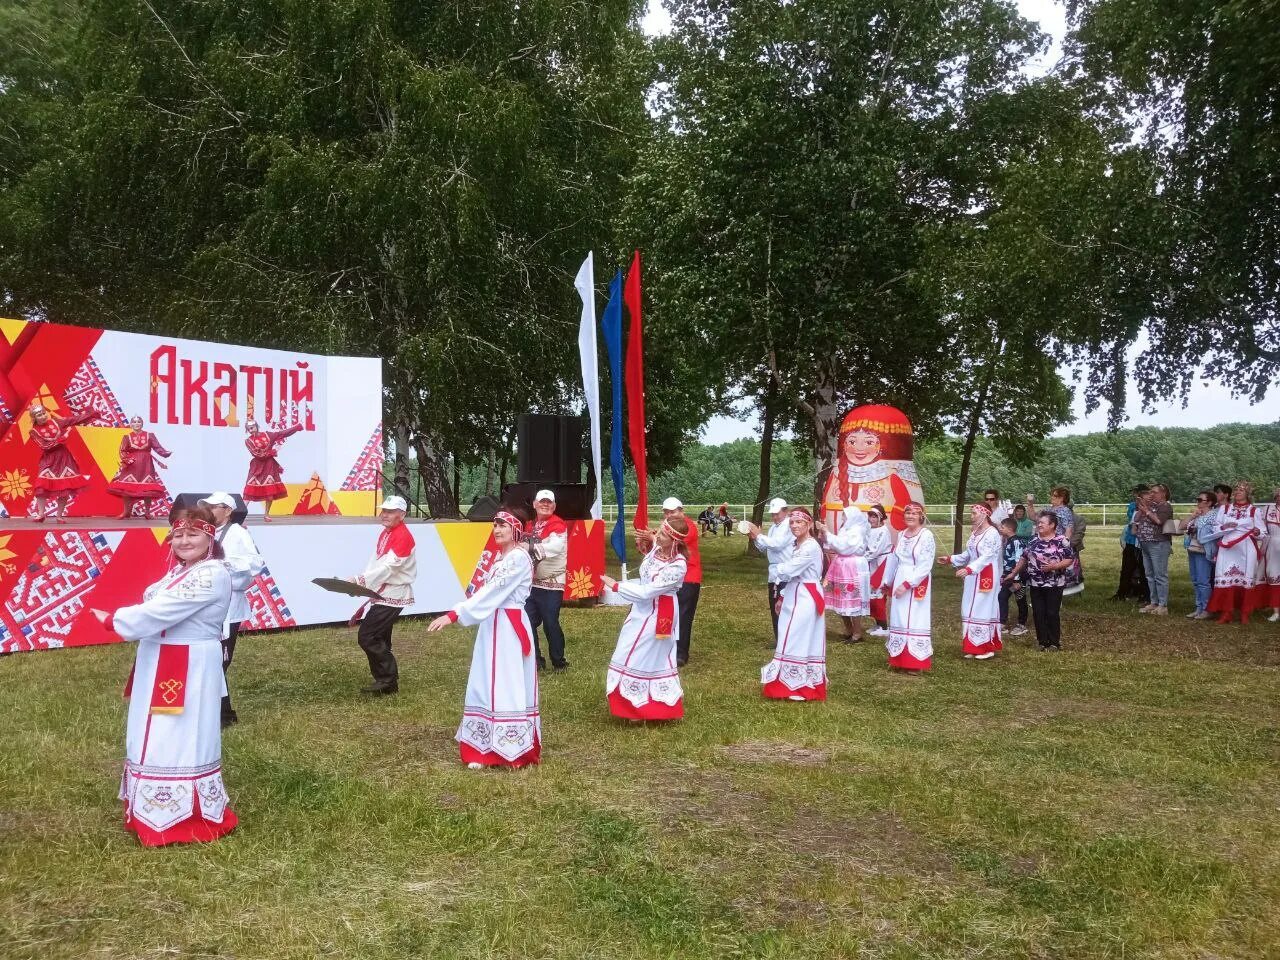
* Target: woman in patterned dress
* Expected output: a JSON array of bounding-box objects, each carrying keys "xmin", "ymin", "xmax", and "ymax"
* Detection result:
[
  {"xmin": 242, "ymin": 419, "xmax": 303, "ymax": 521},
  {"xmin": 939, "ymin": 503, "xmax": 1003, "ymax": 660},
  {"xmin": 1261, "ymin": 487, "xmax": 1280, "ymax": 622},
  {"xmin": 1008, "ymin": 510, "xmax": 1077, "ymax": 651},
  {"xmin": 107, "ymin": 416, "xmax": 171, "ymax": 518},
  {"xmin": 29, "ymin": 402, "xmax": 98, "ymax": 523},
  {"xmin": 762, "ymin": 507, "xmax": 828, "ymax": 701},
  {"xmin": 1208, "ymin": 481, "xmax": 1264, "ymax": 624},
  {"xmin": 428, "ymin": 508, "xmax": 541, "ymax": 769},
  {"xmin": 92, "ymin": 507, "xmax": 237, "ymax": 846},
  {"xmin": 823, "ymin": 505, "xmax": 871, "ymax": 644},
  {"xmin": 880, "ymin": 502, "xmax": 935, "ymax": 672},
  {"xmin": 600, "ymin": 516, "xmax": 689, "ymax": 721}
]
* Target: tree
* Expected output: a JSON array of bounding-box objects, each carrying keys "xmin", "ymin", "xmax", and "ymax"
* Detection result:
[
  {"xmin": 1066, "ymin": 0, "xmax": 1280, "ymax": 408},
  {"xmin": 0, "ymin": 0, "xmax": 649, "ymax": 515},
  {"xmin": 629, "ymin": 0, "xmax": 1106, "ymax": 509}
]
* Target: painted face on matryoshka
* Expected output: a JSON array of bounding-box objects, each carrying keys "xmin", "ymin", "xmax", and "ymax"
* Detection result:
[{"xmin": 843, "ymin": 429, "xmax": 882, "ymax": 467}]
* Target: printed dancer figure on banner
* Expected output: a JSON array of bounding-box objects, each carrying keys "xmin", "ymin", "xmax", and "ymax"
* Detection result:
[
  {"xmin": 107, "ymin": 416, "xmax": 171, "ymax": 518},
  {"xmin": 242, "ymin": 419, "xmax": 303, "ymax": 521},
  {"xmin": 29, "ymin": 401, "xmax": 99, "ymax": 523}
]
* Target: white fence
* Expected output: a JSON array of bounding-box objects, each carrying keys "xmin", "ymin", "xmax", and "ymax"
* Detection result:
[{"xmin": 597, "ymin": 503, "xmax": 1196, "ymax": 527}]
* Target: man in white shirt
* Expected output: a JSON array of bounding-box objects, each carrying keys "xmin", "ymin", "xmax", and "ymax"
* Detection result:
[
  {"xmin": 747, "ymin": 497, "xmax": 795, "ymax": 642},
  {"xmin": 199, "ymin": 491, "xmax": 267, "ymax": 728},
  {"xmin": 984, "ymin": 489, "xmax": 1013, "ymax": 526},
  {"xmin": 345, "ymin": 495, "xmax": 417, "ymax": 695}
]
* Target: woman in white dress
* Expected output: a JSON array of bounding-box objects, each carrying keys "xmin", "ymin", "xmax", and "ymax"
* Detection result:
[
  {"xmin": 1207, "ymin": 482, "xmax": 1264, "ymax": 625},
  {"xmin": 428, "ymin": 509, "xmax": 540, "ymax": 768},
  {"xmin": 940, "ymin": 503, "xmax": 1003, "ymax": 659},
  {"xmin": 600, "ymin": 516, "xmax": 689, "ymax": 721},
  {"xmin": 880, "ymin": 502, "xmax": 935, "ymax": 672},
  {"xmin": 1261, "ymin": 487, "xmax": 1280, "ymax": 622},
  {"xmin": 823, "ymin": 506, "xmax": 871, "ymax": 643},
  {"xmin": 865, "ymin": 505, "xmax": 893, "ymax": 637},
  {"xmin": 762, "ymin": 507, "xmax": 828, "ymax": 701},
  {"xmin": 94, "ymin": 507, "xmax": 236, "ymax": 846}
]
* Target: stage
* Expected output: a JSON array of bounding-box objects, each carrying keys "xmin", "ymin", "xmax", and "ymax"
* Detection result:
[{"xmin": 0, "ymin": 515, "xmax": 605, "ymax": 655}]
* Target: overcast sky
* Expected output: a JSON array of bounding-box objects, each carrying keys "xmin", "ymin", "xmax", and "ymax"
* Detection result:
[{"xmin": 640, "ymin": 0, "xmax": 1277, "ymax": 443}]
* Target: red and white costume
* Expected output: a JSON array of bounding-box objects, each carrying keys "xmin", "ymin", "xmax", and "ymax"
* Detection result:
[
  {"xmin": 824, "ymin": 506, "xmax": 871, "ymax": 616},
  {"xmin": 605, "ymin": 546, "xmax": 687, "ymax": 720},
  {"xmin": 1208, "ymin": 503, "xmax": 1263, "ymax": 619},
  {"xmin": 449, "ymin": 546, "xmax": 541, "ymax": 767},
  {"xmin": 762, "ymin": 537, "xmax": 827, "ymax": 701},
  {"xmin": 865, "ymin": 524, "xmax": 893, "ymax": 624},
  {"xmin": 821, "ymin": 405, "xmax": 924, "ymax": 537},
  {"xmin": 242, "ymin": 424, "xmax": 302, "ymax": 501},
  {"xmin": 355, "ymin": 522, "xmax": 418, "ymax": 607},
  {"xmin": 1262, "ymin": 503, "xmax": 1280, "ymax": 608},
  {"xmin": 107, "ymin": 429, "xmax": 171, "ymax": 500},
  {"xmin": 946, "ymin": 525, "xmax": 1002, "ymax": 658},
  {"xmin": 30, "ymin": 408, "xmax": 96, "ymax": 498},
  {"xmin": 882, "ymin": 527, "xmax": 935, "ymax": 671},
  {"xmin": 108, "ymin": 558, "xmax": 236, "ymax": 846}
]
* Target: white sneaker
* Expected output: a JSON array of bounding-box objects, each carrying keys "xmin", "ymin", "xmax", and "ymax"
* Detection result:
[
  {"xmin": 974, "ymin": 652, "xmax": 995, "ymax": 660},
  {"xmin": 1269, "ymin": 611, "xmax": 1280, "ymax": 623},
  {"xmin": 1152, "ymin": 606, "xmax": 1168, "ymax": 616},
  {"xmin": 1138, "ymin": 604, "xmax": 1154, "ymax": 613},
  {"xmin": 788, "ymin": 695, "xmax": 805, "ymax": 701},
  {"xmin": 963, "ymin": 654, "xmax": 974, "ymax": 659},
  {"xmin": 1010, "ymin": 625, "xmax": 1028, "ymax": 636},
  {"xmin": 1185, "ymin": 611, "xmax": 1199, "ymax": 619},
  {"xmin": 868, "ymin": 627, "xmax": 888, "ymax": 637},
  {"xmin": 467, "ymin": 762, "xmax": 484, "ymax": 770}
]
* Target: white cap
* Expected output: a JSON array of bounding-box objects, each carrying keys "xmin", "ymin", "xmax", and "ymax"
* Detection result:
[
  {"xmin": 534, "ymin": 489, "xmax": 556, "ymax": 503},
  {"xmin": 380, "ymin": 495, "xmax": 408, "ymax": 512},
  {"xmin": 662, "ymin": 496, "xmax": 683, "ymax": 511},
  {"xmin": 767, "ymin": 497, "xmax": 788, "ymax": 514},
  {"xmin": 198, "ymin": 492, "xmax": 236, "ymax": 509}
]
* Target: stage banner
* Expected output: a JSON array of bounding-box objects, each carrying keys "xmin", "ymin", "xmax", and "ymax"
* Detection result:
[{"xmin": 0, "ymin": 317, "xmax": 383, "ymax": 520}]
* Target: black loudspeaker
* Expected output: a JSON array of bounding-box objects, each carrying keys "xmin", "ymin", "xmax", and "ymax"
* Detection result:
[
  {"xmin": 517, "ymin": 414, "xmax": 585, "ymax": 485},
  {"xmin": 170, "ymin": 492, "xmax": 248, "ymax": 526},
  {"xmin": 466, "ymin": 495, "xmax": 501, "ymax": 522},
  {"xmin": 502, "ymin": 482, "xmax": 595, "ymax": 522}
]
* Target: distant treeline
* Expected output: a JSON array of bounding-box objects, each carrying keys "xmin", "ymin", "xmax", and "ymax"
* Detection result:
[{"xmin": 406, "ymin": 423, "xmax": 1280, "ymax": 509}]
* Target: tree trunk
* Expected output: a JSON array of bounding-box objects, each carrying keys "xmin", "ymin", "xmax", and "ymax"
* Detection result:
[
  {"xmin": 392, "ymin": 420, "xmax": 412, "ymax": 502},
  {"xmin": 810, "ymin": 359, "xmax": 841, "ymax": 510},
  {"xmin": 752, "ymin": 378, "xmax": 777, "ymax": 526},
  {"xmin": 953, "ymin": 359, "xmax": 1000, "ymax": 552},
  {"xmin": 484, "ymin": 449, "xmax": 496, "ymax": 498},
  {"xmin": 412, "ymin": 432, "xmax": 461, "ymax": 519},
  {"xmin": 452, "ymin": 458, "xmax": 461, "ymax": 512}
]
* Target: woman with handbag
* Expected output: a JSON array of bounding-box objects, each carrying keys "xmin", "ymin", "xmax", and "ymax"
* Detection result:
[{"xmin": 1133, "ymin": 483, "xmax": 1175, "ymax": 615}]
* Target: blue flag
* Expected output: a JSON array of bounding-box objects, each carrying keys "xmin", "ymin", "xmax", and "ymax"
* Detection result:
[{"xmin": 601, "ymin": 270, "xmax": 626, "ymax": 563}]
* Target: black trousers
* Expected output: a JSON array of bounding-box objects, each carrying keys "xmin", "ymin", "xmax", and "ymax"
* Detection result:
[
  {"xmin": 357, "ymin": 603, "xmax": 402, "ymax": 688},
  {"xmin": 220, "ymin": 621, "xmax": 241, "ymax": 718},
  {"xmin": 1115, "ymin": 543, "xmax": 1150, "ymax": 601},
  {"xmin": 768, "ymin": 582, "xmax": 782, "ymax": 638},
  {"xmin": 1029, "ymin": 585, "xmax": 1064, "ymax": 649},
  {"xmin": 998, "ymin": 584, "xmax": 1028, "ymax": 626},
  {"xmin": 525, "ymin": 587, "xmax": 566, "ymax": 667},
  {"xmin": 677, "ymin": 581, "xmax": 701, "ymax": 663}
]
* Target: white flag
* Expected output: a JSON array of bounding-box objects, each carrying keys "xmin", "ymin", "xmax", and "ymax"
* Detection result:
[{"xmin": 576, "ymin": 252, "xmax": 604, "ymax": 520}]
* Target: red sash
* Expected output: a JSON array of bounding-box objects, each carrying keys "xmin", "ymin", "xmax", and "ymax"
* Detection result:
[
  {"xmin": 655, "ymin": 594, "xmax": 675, "ymax": 639},
  {"xmin": 978, "ymin": 564, "xmax": 994, "ymax": 592},
  {"xmin": 913, "ymin": 576, "xmax": 930, "ymax": 600},
  {"xmin": 804, "ymin": 582, "xmax": 826, "ymax": 615},
  {"xmin": 149, "ymin": 644, "xmax": 189, "ymax": 715},
  {"xmin": 505, "ymin": 608, "xmax": 532, "ymax": 656}
]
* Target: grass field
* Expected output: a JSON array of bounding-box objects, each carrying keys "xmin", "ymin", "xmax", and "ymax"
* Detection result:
[{"xmin": 2, "ymin": 530, "xmax": 1278, "ymax": 959}]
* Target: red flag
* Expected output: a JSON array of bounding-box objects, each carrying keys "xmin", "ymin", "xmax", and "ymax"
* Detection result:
[{"xmin": 623, "ymin": 250, "xmax": 649, "ymax": 531}]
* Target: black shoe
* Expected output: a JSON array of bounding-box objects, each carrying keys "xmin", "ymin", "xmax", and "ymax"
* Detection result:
[
  {"xmin": 220, "ymin": 709, "xmax": 238, "ymax": 729},
  {"xmin": 536, "ymin": 659, "xmax": 547, "ymax": 672},
  {"xmin": 362, "ymin": 683, "xmax": 398, "ymax": 695},
  {"xmin": 552, "ymin": 660, "xmax": 570, "ymax": 672},
  {"xmin": 677, "ymin": 657, "xmax": 688, "ymax": 668}
]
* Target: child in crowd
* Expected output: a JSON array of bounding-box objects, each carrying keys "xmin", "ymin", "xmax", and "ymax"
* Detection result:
[
  {"xmin": 998, "ymin": 517, "xmax": 1029, "ymax": 635},
  {"xmin": 1013, "ymin": 503, "xmax": 1034, "ymax": 542}
]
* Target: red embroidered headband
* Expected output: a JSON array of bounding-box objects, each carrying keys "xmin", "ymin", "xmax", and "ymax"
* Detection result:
[
  {"xmin": 789, "ymin": 507, "xmax": 814, "ymax": 522},
  {"xmin": 971, "ymin": 502, "xmax": 991, "ymax": 516},
  {"xmin": 660, "ymin": 519, "xmax": 689, "ymax": 542},
  {"xmin": 172, "ymin": 517, "xmax": 216, "ymax": 537},
  {"xmin": 494, "ymin": 510, "xmax": 523, "ymax": 531}
]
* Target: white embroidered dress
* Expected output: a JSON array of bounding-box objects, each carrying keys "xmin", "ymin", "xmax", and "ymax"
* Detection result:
[
  {"xmin": 1263, "ymin": 504, "xmax": 1280, "ymax": 606},
  {"xmin": 881, "ymin": 528, "xmax": 936, "ymax": 670},
  {"xmin": 761, "ymin": 538, "xmax": 827, "ymax": 700},
  {"xmin": 112, "ymin": 559, "xmax": 235, "ymax": 845},
  {"xmin": 824, "ymin": 508, "xmax": 871, "ymax": 616},
  {"xmin": 1209, "ymin": 504, "xmax": 1263, "ymax": 616},
  {"xmin": 949, "ymin": 526, "xmax": 1003, "ymax": 657},
  {"xmin": 605, "ymin": 548, "xmax": 687, "ymax": 720},
  {"xmin": 453, "ymin": 547, "xmax": 541, "ymax": 766}
]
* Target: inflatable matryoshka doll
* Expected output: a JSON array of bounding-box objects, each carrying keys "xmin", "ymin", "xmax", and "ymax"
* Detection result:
[{"xmin": 820, "ymin": 404, "xmax": 924, "ymax": 539}]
